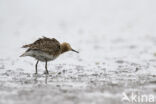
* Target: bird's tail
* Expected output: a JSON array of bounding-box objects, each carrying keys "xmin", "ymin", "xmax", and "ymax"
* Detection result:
[
  {"xmin": 22, "ymin": 45, "xmax": 30, "ymax": 48},
  {"xmin": 20, "ymin": 53, "xmax": 26, "ymax": 57}
]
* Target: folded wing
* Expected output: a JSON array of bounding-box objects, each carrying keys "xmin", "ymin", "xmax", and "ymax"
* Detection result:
[{"xmin": 22, "ymin": 37, "xmax": 61, "ymax": 55}]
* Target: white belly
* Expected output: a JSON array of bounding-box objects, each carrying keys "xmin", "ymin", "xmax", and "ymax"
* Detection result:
[{"xmin": 24, "ymin": 50, "xmax": 57, "ymax": 62}]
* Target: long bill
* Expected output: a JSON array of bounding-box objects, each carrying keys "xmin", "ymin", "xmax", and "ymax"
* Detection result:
[{"xmin": 71, "ymin": 49, "xmax": 79, "ymax": 53}]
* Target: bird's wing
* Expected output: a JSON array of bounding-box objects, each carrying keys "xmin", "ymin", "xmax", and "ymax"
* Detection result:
[
  {"xmin": 22, "ymin": 36, "xmax": 49, "ymax": 48},
  {"xmin": 22, "ymin": 37, "xmax": 61, "ymax": 55}
]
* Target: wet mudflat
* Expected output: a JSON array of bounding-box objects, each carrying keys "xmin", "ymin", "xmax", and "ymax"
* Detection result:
[{"xmin": 1, "ymin": 57, "xmax": 156, "ymax": 104}]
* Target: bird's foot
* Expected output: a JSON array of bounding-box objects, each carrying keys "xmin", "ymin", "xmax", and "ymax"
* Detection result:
[
  {"xmin": 33, "ymin": 73, "xmax": 38, "ymax": 77},
  {"xmin": 44, "ymin": 71, "xmax": 49, "ymax": 74},
  {"xmin": 34, "ymin": 72, "xmax": 38, "ymax": 75}
]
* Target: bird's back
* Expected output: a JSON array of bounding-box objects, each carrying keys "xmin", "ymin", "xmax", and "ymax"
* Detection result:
[{"xmin": 22, "ymin": 37, "xmax": 61, "ymax": 56}]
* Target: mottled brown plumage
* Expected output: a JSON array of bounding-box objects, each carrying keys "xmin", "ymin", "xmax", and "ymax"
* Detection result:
[
  {"xmin": 22, "ymin": 37, "xmax": 61, "ymax": 56},
  {"xmin": 20, "ymin": 37, "xmax": 79, "ymax": 74}
]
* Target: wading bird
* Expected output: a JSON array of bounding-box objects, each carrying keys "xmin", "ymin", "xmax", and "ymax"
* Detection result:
[{"xmin": 20, "ymin": 37, "xmax": 79, "ymax": 74}]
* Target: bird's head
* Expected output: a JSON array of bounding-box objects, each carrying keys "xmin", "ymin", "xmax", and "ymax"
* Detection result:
[{"xmin": 61, "ymin": 42, "xmax": 79, "ymax": 54}]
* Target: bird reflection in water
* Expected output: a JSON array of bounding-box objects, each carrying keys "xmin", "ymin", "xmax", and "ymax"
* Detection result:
[{"xmin": 33, "ymin": 74, "xmax": 49, "ymax": 84}]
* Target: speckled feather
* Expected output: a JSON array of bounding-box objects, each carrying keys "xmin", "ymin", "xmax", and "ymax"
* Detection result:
[{"xmin": 22, "ymin": 37, "xmax": 61, "ymax": 56}]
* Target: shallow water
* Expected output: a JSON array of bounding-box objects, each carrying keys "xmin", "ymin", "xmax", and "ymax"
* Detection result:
[{"xmin": 0, "ymin": 59, "xmax": 156, "ymax": 104}]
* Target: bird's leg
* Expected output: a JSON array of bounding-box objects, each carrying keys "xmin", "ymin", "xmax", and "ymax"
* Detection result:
[
  {"xmin": 44, "ymin": 60, "xmax": 49, "ymax": 74},
  {"xmin": 35, "ymin": 60, "xmax": 39, "ymax": 74}
]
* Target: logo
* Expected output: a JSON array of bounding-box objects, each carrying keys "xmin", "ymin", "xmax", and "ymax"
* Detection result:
[{"xmin": 122, "ymin": 92, "xmax": 155, "ymax": 103}]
